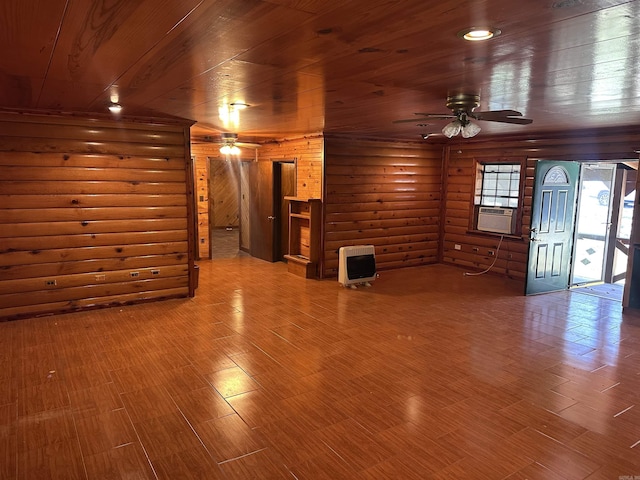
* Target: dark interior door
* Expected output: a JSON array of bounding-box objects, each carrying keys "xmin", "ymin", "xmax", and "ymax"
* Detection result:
[
  {"xmin": 249, "ymin": 161, "xmax": 275, "ymax": 262},
  {"xmin": 526, "ymin": 160, "xmax": 580, "ymax": 295}
]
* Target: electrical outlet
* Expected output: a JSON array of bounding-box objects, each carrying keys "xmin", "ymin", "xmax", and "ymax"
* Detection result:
[
  {"xmin": 130, "ymin": 271, "xmax": 139, "ymax": 278},
  {"xmin": 151, "ymin": 270, "xmax": 160, "ymax": 275},
  {"xmin": 45, "ymin": 279, "xmax": 56, "ymax": 286},
  {"xmin": 95, "ymin": 274, "xmax": 106, "ymax": 281},
  {"xmin": 454, "ymin": 244, "xmax": 461, "ymax": 250},
  {"xmin": 488, "ymin": 250, "xmax": 495, "ymax": 256},
  {"xmin": 472, "ymin": 247, "xmax": 479, "ymax": 252}
]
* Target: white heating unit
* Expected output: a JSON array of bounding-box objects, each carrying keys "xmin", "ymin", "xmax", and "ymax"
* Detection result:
[
  {"xmin": 477, "ymin": 207, "xmax": 515, "ymax": 234},
  {"xmin": 338, "ymin": 245, "xmax": 376, "ymax": 287}
]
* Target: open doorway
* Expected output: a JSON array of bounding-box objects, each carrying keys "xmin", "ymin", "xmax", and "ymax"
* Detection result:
[
  {"xmin": 207, "ymin": 157, "xmax": 296, "ymax": 260},
  {"xmin": 570, "ymin": 162, "xmax": 637, "ymax": 299},
  {"xmin": 208, "ymin": 157, "xmax": 247, "ymax": 259}
]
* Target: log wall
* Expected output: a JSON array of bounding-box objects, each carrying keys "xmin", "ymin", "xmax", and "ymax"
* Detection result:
[
  {"xmin": 442, "ymin": 129, "xmax": 640, "ymax": 281},
  {"xmin": 323, "ymin": 137, "xmax": 443, "ymax": 276},
  {"xmin": 0, "ymin": 111, "xmax": 194, "ymax": 320}
]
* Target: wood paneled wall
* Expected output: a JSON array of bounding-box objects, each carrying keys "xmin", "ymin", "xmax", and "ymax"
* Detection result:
[
  {"xmin": 191, "ymin": 143, "xmax": 215, "ymax": 258},
  {"xmin": 0, "ymin": 111, "xmax": 194, "ymax": 320},
  {"xmin": 323, "ymin": 137, "xmax": 442, "ymax": 276},
  {"xmin": 257, "ymin": 136, "xmax": 323, "ymax": 199},
  {"xmin": 442, "ymin": 129, "xmax": 640, "ymax": 280},
  {"xmin": 209, "ymin": 160, "xmax": 241, "ymax": 228}
]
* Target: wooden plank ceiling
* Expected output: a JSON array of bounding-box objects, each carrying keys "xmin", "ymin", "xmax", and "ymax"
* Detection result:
[{"xmin": 1, "ymin": 0, "xmax": 639, "ymax": 143}]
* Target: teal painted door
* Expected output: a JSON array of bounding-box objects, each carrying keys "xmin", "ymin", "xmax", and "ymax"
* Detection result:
[{"xmin": 525, "ymin": 161, "xmax": 580, "ymax": 295}]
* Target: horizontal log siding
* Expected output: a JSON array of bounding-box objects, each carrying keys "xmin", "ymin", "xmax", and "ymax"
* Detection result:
[
  {"xmin": 441, "ymin": 129, "xmax": 640, "ymax": 281},
  {"xmin": 0, "ymin": 112, "xmax": 192, "ymax": 320},
  {"xmin": 323, "ymin": 137, "xmax": 442, "ymax": 276}
]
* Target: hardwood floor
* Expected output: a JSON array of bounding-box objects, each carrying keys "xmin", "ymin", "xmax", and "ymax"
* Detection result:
[{"xmin": 1, "ymin": 258, "xmax": 640, "ymax": 479}]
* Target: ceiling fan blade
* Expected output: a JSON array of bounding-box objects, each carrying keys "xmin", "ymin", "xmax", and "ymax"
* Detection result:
[
  {"xmin": 393, "ymin": 118, "xmax": 430, "ymax": 124},
  {"xmin": 478, "ymin": 116, "xmax": 533, "ymax": 125},
  {"xmin": 393, "ymin": 114, "xmax": 454, "ymax": 124},
  {"xmin": 235, "ymin": 141, "xmax": 261, "ymax": 148},
  {"xmin": 472, "ymin": 110, "xmax": 532, "ymax": 124},
  {"xmin": 474, "ymin": 109, "xmax": 523, "ymax": 117},
  {"xmin": 413, "ymin": 113, "xmax": 456, "ymax": 119}
]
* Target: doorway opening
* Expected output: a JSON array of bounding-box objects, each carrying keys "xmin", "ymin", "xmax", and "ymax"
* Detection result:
[
  {"xmin": 570, "ymin": 161, "xmax": 637, "ymax": 300},
  {"xmin": 208, "ymin": 157, "xmax": 248, "ymax": 260}
]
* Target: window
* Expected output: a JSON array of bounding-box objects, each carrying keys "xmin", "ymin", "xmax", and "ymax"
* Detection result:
[
  {"xmin": 472, "ymin": 158, "xmax": 525, "ymax": 235},
  {"xmin": 475, "ymin": 163, "xmax": 521, "ymax": 208}
]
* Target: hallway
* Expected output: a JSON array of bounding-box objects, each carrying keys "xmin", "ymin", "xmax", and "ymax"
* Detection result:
[{"xmin": 1, "ymin": 258, "xmax": 639, "ymax": 479}]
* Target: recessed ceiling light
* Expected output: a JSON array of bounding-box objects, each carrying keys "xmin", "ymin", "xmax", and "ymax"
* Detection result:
[{"xmin": 457, "ymin": 27, "xmax": 501, "ymax": 41}]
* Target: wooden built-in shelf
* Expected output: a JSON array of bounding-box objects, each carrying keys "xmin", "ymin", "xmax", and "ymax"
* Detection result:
[{"xmin": 284, "ymin": 197, "xmax": 321, "ymax": 278}]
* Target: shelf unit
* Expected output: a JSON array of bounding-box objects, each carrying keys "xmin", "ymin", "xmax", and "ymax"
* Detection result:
[{"xmin": 283, "ymin": 197, "xmax": 321, "ymax": 278}]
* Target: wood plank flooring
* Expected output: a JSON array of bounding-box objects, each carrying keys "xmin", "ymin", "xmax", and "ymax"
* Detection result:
[{"xmin": 1, "ymin": 258, "xmax": 640, "ymax": 479}]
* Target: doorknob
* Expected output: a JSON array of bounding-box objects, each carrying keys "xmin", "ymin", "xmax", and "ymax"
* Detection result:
[{"xmin": 267, "ymin": 216, "xmax": 275, "ymax": 220}]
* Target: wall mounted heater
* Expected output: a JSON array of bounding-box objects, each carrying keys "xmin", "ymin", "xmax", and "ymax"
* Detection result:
[
  {"xmin": 477, "ymin": 207, "xmax": 515, "ymax": 234},
  {"xmin": 338, "ymin": 245, "xmax": 376, "ymax": 288}
]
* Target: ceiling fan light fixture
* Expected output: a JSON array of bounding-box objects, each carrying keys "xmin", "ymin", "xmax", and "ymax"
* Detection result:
[
  {"xmin": 108, "ymin": 102, "xmax": 122, "ymax": 114},
  {"xmin": 220, "ymin": 144, "xmax": 241, "ymax": 155},
  {"xmin": 458, "ymin": 27, "xmax": 501, "ymax": 41},
  {"xmin": 461, "ymin": 120, "xmax": 482, "ymax": 138},
  {"xmin": 442, "ymin": 119, "xmax": 462, "ymax": 138}
]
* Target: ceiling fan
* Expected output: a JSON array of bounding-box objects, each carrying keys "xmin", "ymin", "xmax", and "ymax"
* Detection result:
[
  {"xmin": 393, "ymin": 93, "xmax": 533, "ymax": 138},
  {"xmin": 192, "ymin": 132, "xmax": 261, "ymax": 154}
]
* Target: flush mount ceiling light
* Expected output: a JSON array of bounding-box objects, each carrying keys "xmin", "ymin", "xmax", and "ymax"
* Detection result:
[
  {"xmin": 457, "ymin": 27, "xmax": 501, "ymax": 41},
  {"xmin": 108, "ymin": 102, "xmax": 122, "ymax": 114}
]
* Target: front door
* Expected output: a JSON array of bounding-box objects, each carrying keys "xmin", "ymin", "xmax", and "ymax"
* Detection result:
[{"xmin": 525, "ymin": 161, "xmax": 580, "ymax": 295}]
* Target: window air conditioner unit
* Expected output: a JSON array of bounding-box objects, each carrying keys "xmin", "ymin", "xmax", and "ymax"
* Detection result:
[{"xmin": 477, "ymin": 207, "xmax": 515, "ymax": 234}]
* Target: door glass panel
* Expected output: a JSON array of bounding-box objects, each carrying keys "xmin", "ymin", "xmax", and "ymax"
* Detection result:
[
  {"xmin": 555, "ymin": 191, "xmax": 568, "ymax": 230},
  {"xmin": 571, "ymin": 164, "xmax": 615, "ymax": 286}
]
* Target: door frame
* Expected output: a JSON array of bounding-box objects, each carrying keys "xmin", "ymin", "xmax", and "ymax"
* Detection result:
[{"xmin": 527, "ymin": 159, "xmax": 637, "ymax": 298}]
